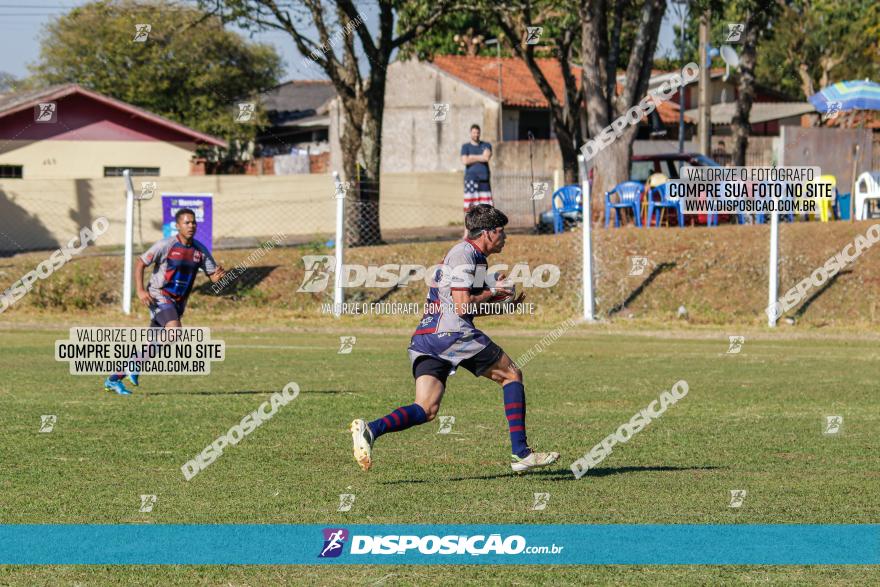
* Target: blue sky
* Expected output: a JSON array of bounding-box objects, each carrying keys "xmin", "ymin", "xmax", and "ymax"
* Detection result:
[{"xmin": 0, "ymin": 1, "xmax": 684, "ymax": 81}]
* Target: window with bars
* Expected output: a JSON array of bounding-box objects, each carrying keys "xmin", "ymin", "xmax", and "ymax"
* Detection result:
[
  {"xmin": 0, "ymin": 165, "xmax": 23, "ymax": 178},
  {"xmin": 103, "ymin": 167, "xmax": 160, "ymax": 177}
]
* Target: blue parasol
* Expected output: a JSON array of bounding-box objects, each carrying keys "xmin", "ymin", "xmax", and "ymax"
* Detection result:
[{"xmin": 809, "ymin": 80, "xmax": 880, "ymax": 112}]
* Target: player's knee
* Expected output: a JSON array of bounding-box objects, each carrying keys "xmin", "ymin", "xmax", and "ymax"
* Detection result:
[{"xmin": 506, "ymin": 364, "xmax": 522, "ymax": 384}]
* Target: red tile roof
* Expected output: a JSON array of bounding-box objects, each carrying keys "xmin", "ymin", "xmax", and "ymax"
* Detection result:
[
  {"xmin": 431, "ymin": 55, "xmax": 579, "ymax": 108},
  {"xmin": 429, "ymin": 55, "xmax": 689, "ymax": 123},
  {"xmin": 0, "ymin": 84, "xmax": 227, "ymax": 147}
]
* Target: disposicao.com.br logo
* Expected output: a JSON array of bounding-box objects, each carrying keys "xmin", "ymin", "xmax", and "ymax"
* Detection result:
[
  {"xmin": 297, "ymin": 256, "xmax": 560, "ymax": 293},
  {"xmin": 318, "ymin": 528, "xmax": 563, "ymax": 557}
]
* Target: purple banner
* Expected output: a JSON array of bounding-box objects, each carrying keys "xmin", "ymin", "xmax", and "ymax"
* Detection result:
[{"xmin": 161, "ymin": 194, "xmax": 213, "ymax": 253}]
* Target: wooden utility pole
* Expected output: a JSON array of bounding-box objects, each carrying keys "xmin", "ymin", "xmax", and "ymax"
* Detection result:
[{"xmin": 698, "ymin": 10, "xmax": 711, "ymax": 155}]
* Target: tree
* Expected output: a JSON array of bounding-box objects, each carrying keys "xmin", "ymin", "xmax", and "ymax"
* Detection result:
[
  {"xmin": 756, "ymin": 0, "xmax": 879, "ymax": 105},
  {"xmin": 396, "ymin": 12, "xmax": 505, "ymax": 60},
  {"xmin": 490, "ymin": 0, "xmax": 585, "ymax": 185},
  {"xmin": 727, "ymin": 1, "xmax": 778, "ymax": 166},
  {"xmin": 211, "ymin": 0, "xmax": 454, "ymax": 246},
  {"xmin": 31, "ymin": 0, "xmax": 282, "ymax": 166},
  {"xmin": 580, "ymin": 0, "xmax": 668, "ymax": 207},
  {"xmin": 0, "ymin": 72, "xmax": 17, "ymax": 94},
  {"xmin": 401, "ymin": 0, "xmax": 644, "ymax": 187}
]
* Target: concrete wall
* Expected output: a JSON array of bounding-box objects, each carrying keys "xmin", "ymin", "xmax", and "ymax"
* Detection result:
[
  {"xmin": 0, "ymin": 140, "xmax": 198, "ymax": 179},
  {"xmin": 493, "ymin": 139, "xmax": 563, "ymax": 176},
  {"xmin": 329, "ymin": 60, "xmax": 501, "ymax": 175},
  {"xmin": 0, "ymin": 172, "xmax": 465, "ymax": 253},
  {"xmin": 779, "ymin": 127, "xmax": 874, "ymax": 192}
]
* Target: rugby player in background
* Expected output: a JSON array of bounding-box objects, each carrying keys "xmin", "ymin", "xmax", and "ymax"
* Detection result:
[
  {"xmin": 350, "ymin": 204, "xmax": 559, "ymax": 474},
  {"xmin": 103, "ymin": 208, "xmax": 226, "ymax": 394}
]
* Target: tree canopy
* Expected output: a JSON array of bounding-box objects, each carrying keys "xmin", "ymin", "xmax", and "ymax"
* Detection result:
[{"xmin": 30, "ymin": 0, "xmax": 283, "ymax": 158}]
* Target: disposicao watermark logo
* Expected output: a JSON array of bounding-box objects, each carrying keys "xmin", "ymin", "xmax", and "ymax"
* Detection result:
[
  {"xmin": 628, "ymin": 256, "xmax": 649, "ymax": 276},
  {"xmin": 35, "ymin": 102, "xmax": 57, "ymax": 123},
  {"xmin": 298, "ymin": 255, "xmax": 334, "ymax": 292},
  {"xmin": 582, "ymin": 63, "xmax": 699, "ymax": 161},
  {"xmin": 727, "ymin": 335, "xmax": 744, "ymax": 354},
  {"xmin": 531, "ymin": 493, "xmax": 550, "ymax": 511},
  {"xmin": 337, "ymin": 494, "xmax": 356, "ymax": 512},
  {"xmin": 729, "ymin": 490, "xmax": 747, "ymax": 508},
  {"xmin": 345, "ymin": 533, "xmax": 555, "ymax": 556},
  {"xmin": 139, "ymin": 494, "xmax": 157, "ymax": 513},
  {"xmin": 39, "ymin": 415, "xmax": 57, "ymax": 433},
  {"xmin": 822, "ymin": 101, "xmax": 842, "ymax": 122},
  {"xmin": 726, "ymin": 23, "xmax": 745, "ymax": 43},
  {"xmin": 570, "ymin": 380, "xmax": 690, "ymax": 479},
  {"xmin": 319, "ymin": 528, "xmax": 349, "ymax": 558},
  {"xmin": 235, "ymin": 102, "xmax": 256, "ymax": 123},
  {"xmin": 181, "ymin": 382, "xmax": 299, "ymax": 480},
  {"xmin": 531, "ymin": 182, "xmax": 549, "ymax": 201},
  {"xmin": 337, "ymin": 336, "xmax": 356, "ymax": 354},
  {"xmin": 1, "ymin": 217, "xmax": 109, "ymax": 314},
  {"xmin": 297, "ymin": 258, "xmax": 560, "ymax": 292},
  {"xmin": 432, "ymin": 103, "xmax": 450, "ymax": 122},
  {"xmin": 437, "ymin": 415, "xmax": 456, "ymax": 434},
  {"xmin": 524, "ymin": 26, "xmax": 543, "ymax": 45},
  {"xmin": 766, "ymin": 224, "xmax": 880, "ymax": 321},
  {"xmin": 823, "ymin": 415, "xmax": 843, "ymax": 436},
  {"xmin": 317, "ymin": 528, "xmax": 564, "ymax": 558},
  {"xmin": 133, "ymin": 24, "xmax": 151, "ymax": 42}
]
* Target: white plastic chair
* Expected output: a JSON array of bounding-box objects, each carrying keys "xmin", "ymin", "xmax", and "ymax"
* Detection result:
[{"xmin": 855, "ymin": 172, "xmax": 880, "ymax": 220}]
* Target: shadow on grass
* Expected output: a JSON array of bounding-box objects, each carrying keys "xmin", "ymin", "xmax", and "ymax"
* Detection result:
[
  {"xmin": 790, "ymin": 269, "xmax": 851, "ymax": 320},
  {"xmin": 607, "ymin": 262, "xmax": 677, "ymax": 317},
  {"xmin": 196, "ymin": 266, "xmax": 279, "ymax": 297},
  {"xmin": 147, "ymin": 389, "xmax": 275, "ymax": 396},
  {"xmin": 149, "ymin": 388, "xmax": 355, "ymax": 396},
  {"xmin": 381, "ymin": 465, "xmax": 721, "ymax": 485}
]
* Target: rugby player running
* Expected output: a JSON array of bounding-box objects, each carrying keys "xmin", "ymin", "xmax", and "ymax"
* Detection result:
[
  {"xmin": 103, "ymin": 208, "xmax": 226, "ymax": 394},
  {"xmin": 350, "ymin": 204, "xmax": 559, "ymax": 473}
]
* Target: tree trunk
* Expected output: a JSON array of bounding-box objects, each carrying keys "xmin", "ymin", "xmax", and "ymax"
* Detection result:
[
  {"xmin": 590, "ymin": 126, "xmax": 636, "ymax": 223},
  {"xmin": 562, "ymin": 144, "xmax": 579, "ymax": 185},
  {"xmin": 347, "ymin": 104, "xmax": 383, "ymax": 247},
  {"xmin": 731, "ymin": 13, "xmax": 758, "ymax": 167},
  {"xmin": 581, "ymin": 0, "xmax": 665, "ymax": 222},
  {"xmin": 551, "ymin": 121, "xmax": 580, "ymax": 185}
]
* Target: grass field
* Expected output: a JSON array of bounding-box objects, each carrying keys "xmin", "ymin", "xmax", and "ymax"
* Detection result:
[{"xmin": 1, "ymin": 323, "xmax": 879, "ymax": 585}]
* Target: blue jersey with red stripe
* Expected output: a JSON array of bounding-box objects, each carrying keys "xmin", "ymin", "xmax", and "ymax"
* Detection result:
[{"xmin": 140, "ymin": 236, "xmax": 217, "ymax": 304}]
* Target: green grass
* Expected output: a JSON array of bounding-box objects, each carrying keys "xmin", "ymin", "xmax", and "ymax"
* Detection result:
[{"xmin": 0, "ymin": 325, "xmax": 878, "ymax": 584}]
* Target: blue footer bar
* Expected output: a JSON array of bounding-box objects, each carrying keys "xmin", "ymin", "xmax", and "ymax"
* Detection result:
[{"xmin": 1, "ymin": 524, "xmax": 878, "ymax": 565}]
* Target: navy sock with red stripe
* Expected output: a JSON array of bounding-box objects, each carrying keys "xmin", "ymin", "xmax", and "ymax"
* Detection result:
[
  {"xmin": 368, "ymin": 404, "xmax": 427, "ymax": 440},
  {"xmin": 503, "ymin": 382, "xmax": 530, "ymax": 458}
]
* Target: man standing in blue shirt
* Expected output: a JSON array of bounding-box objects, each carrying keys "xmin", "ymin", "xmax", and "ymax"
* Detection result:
[{"xmin": 460, "ymin": 124, "xmax": 493, "ymax": 236}]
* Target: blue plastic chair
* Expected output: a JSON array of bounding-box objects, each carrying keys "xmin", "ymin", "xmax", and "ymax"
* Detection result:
[
  {"xmin": 551, "ymin": 185, "xmax": 582, "ymax": 234},
  {"xmin": 836, "ymin": 192, "xmax": 851, "ymax": 220},
  {"xmin": 605, "ymin": 181, "xmax": 644, "ymax": 228},
  {"xmin": 646, "ymin": 183, "xmax": 683, "ymax": 227}
]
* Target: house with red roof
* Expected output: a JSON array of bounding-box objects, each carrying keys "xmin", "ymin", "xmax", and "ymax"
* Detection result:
[
  {"xmin": 329, "ymin": 55, "xmax": 688, "ymax": 174},
  {"xmin": 324, "ymin": 55, "xmax": 806, "ymax": 174},
  {"xmin": 0, "ymin": 84, "xmax": 226, "ymax": 179}
]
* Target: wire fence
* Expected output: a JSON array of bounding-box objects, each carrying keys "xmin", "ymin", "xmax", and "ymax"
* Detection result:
[
  {"xmin": 337, "ymin": 172, "xmax": 556, "ymax": 248},
  {"xmin": 491, "ymin": 172, "xmax": 555, "ymax": 231},
  {"xmin": 0, "ymin": 172, "xmax": 556, "ymax": 259}
]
